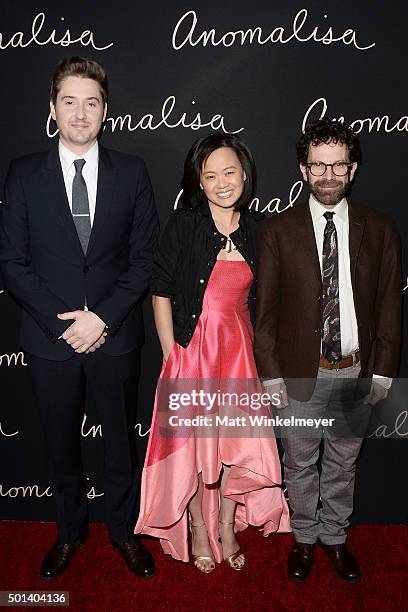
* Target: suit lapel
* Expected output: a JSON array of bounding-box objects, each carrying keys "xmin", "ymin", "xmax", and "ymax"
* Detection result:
[
  {"xmin": 348, "ymin": 203, "xmax": 366, "ymax": 288},
  {"xmin": 295, "ymin": 202, "xmax": 322, "ymax": 287},
  {"xmin": 86, "ymin": 146, "xmax": 117, "ymax": 256},
  {"xmin": 44, "ymin": 147, "xmax": 84, "ymax": 258}
]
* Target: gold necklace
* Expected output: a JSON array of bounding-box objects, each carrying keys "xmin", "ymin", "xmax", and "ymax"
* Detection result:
[{"xmin": 223, "ymin": 236, "xmax": 237, "ymax": 253}]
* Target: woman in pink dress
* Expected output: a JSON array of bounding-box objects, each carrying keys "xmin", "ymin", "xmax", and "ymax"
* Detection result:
[{"xmin": 135, "ymin": 133, "xmax": 290, "ymax": 573}]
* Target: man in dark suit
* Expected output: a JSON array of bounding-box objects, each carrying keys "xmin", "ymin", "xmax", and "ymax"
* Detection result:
[
  {"xmin": 0, "ymin": 57, "xmax": 159, "ymax": 578},
  {"xmin": 255, "ymin": 119, "xmax": 402, "ymax": 583}
]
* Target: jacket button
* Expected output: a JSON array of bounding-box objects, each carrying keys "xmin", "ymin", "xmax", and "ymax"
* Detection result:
[
  {"xmin": 192, "ymin": 314, "xmax": 196, "ymax": 319},
  {"xmin": 199, "ymin": 279, "xmax": 205, "ymax": 284},
  {"xmin": 314, "ymin": 328, "xmax": 321, "ymax": 334},
  {"xmin": 84, "ymin": 266, "xmax": 89, "ymax": 273}
]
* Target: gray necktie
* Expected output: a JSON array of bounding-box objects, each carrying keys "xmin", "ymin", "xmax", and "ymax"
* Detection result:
[{"xmin": 72, "ymin": 158, "xmax": 91, "ymax": 254}]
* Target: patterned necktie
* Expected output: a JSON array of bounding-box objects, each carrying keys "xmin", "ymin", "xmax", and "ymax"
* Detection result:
[
  {"xmin": 321, "ymin": 211, "xmax": 341, "ymax": 363},
  {"xmin": 72, "ymin": 158, "xmax": 91, "ymax": 254}
]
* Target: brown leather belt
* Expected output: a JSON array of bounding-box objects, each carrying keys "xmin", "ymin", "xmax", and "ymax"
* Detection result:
[{"xmin": 319, "ymin": 351, "xmax": 360, "ymax": 370}]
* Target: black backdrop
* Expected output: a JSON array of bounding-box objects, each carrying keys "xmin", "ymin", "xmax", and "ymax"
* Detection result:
[{"xmin": 0, "ymin": 1, "xmax": 407, "ymax": 524}]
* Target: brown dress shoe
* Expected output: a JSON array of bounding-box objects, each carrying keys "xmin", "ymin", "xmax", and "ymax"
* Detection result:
[
  {"xmin": 40, "ymin": 540, "xmax": 83, "ymax": 579},
  {"xmin": 319, "ymin": 542, "xmax": 361, "ymax": 583},
  {"xmin": 113, "ymin": 537, "xmax": 155, "ymax": 578},
  {"xmin": 287, "ymin": 542, "xmax": 315, "ymax": 581}
]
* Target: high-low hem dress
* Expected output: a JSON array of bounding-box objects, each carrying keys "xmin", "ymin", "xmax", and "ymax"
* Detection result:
[{"xmin": 135, "ymin": 260, "xmax": 291, "ymax": 563}]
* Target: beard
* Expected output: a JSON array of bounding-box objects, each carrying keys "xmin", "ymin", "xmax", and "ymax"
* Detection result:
[{"xmin": 309, "ymin": 179, "xmax": 349, "ymax": 207}]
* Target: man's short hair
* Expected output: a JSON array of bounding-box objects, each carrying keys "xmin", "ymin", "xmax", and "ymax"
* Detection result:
[
  {"xmin": 50, "ymin": 56, "xmax": 108, "ymax": 105},
  {"xmin": 296, "ymin": 118, "xmax": 362, "ymax": 166}
]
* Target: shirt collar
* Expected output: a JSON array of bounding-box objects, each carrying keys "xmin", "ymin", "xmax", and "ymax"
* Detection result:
[
  {"xmin": 309, "ymin": 194, "xmax": 348, "ymax": 224},
  {"xmin": 58, "ymin": 140, "xmax": 99, "ymax": 175}
]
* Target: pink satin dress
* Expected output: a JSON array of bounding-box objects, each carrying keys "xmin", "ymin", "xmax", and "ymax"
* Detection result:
[{"xmin": 135, "ymin": 260, "xmax": 291, "ymax": 563}]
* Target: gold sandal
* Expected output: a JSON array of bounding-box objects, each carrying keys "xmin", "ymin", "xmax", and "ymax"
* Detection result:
[
  {"xmin": 189, "ymin": 520, "xmax": 216, "ymax": 574},
  {"xmin": 219, "ymin": 519, "xmax": 245, "ymax": 571}
]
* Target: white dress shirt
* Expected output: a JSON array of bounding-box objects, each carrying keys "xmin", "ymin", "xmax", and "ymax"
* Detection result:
[
  {"xmin": 59, "ymin": 140, "xmax": 99, "ymax": 226},
  {"xmin": 57, "ymin": 140, "xmax": 99, "ymax": 328},
  {"xmin": 264, "ymin": 196, "xmax": 391, "ymax": 389},
  {"xmin": 309, "ymin": 196, "xmax": 390, "ymax": 388},
  {"xmin": 309, "ymin": 195, "xmax": 359, "ymax": 356}
]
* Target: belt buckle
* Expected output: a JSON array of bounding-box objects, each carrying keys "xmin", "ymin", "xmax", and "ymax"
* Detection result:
[{"xmin": 335, "ymin": 355, "xmax": 346, "ymax": 369}]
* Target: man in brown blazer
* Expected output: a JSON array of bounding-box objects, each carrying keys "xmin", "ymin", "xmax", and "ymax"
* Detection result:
[{"xmin": 254, "ymin": 119, "xmax": 402, "ymax": 583}]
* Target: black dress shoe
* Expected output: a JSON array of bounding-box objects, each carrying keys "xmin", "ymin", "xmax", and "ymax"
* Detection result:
[
  {"xmin": 287, "ymin": 542, "xmax": 315, "ymax": 581},
  {"xmin": 319, "ymin": 541, "xmax": 361, "ymax": 583},
  {"xmin": 40, "ymin": 540, "xmax": 83, "ymax": 579},
  {"xmin": 113, "ymin": 536, "xmax": 155, "ymax": 578}
]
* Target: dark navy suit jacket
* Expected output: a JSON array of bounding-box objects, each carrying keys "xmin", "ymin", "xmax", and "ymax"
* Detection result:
[{"xmin": 0, "ymin": 145, "xmax": 159, "ymax": 360}]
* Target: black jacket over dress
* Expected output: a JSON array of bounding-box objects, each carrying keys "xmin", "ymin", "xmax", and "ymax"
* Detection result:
[{"xmin": 151, "ymin": 200, "xmax": 264, "ymax": 348}]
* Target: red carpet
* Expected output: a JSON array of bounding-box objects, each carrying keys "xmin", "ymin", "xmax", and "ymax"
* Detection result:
[{"xmin": 1, "ymin": 522, "xmax": 407, "ymax": 611}]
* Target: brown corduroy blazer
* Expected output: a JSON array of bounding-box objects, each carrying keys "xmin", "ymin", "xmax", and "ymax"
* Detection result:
[{"xmin": 254, "ymin": 201, "xmax": 402, "ymax": 400}]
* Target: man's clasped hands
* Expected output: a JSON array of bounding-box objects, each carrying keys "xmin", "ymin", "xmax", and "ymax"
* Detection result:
[{"xmin": 58, "ymin": 310, "xmax": 107, "ymax": 353}]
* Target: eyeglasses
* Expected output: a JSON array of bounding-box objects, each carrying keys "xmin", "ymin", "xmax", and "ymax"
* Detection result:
[{"xmin": 306, "ymin": 161, "xmax": 353, "ymax": 176}]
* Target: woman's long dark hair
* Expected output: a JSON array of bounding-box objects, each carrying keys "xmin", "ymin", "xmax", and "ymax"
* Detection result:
[{"xmin": 180, "ymin": 133, "xmax": 256, "ymax": 211}]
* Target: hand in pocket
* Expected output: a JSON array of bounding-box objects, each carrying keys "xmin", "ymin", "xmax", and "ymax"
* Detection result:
[{"xmin": 163, "ymin": 342, "xmax": 176, "ymax": 362}]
